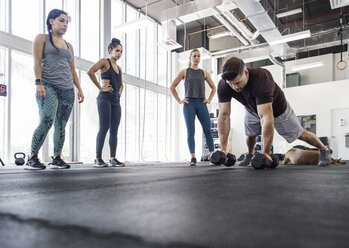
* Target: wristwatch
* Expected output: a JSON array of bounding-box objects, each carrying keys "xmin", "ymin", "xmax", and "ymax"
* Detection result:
[{"xmin": 35, "ymin": 79, "xmax": 42, "ymax": 85}]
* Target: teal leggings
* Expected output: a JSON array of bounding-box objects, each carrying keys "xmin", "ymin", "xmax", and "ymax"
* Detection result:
[{"xmin": 30, "ymin": 84, "xmax": 74, "ymax": 156}]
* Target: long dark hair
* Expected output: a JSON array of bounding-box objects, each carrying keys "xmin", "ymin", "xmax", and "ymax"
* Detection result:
[
  {"xmin": 108, "ymin": 38, "xmax": 122, "ymax": 53},
  {"xmin": 46, "ymin": 9, "xmax": 68, "ymax": 51}
]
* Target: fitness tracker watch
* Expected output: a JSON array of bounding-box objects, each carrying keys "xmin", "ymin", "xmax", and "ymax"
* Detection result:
[{"xmin": 35, "ymin": 79, "xmax": 42, "ymax": 85}]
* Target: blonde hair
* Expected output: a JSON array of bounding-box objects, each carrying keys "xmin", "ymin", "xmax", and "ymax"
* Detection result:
[{"xmin": 188, "ymin": 49, "xmax": 200, "ymax": 68}]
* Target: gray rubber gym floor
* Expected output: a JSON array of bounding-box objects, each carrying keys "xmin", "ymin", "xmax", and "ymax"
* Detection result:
[{"xmin": 0, "ymin": 162, "xmax": 349, "ymax": 248}]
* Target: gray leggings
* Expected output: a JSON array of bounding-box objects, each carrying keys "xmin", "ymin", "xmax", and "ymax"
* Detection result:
[
  {"xmin": 30, "ymin": 84, "xmax": 74, "ymax": 156},
  {"xmin": 96, "ymin": 99, "xmax": 121, "ymax": 158}
]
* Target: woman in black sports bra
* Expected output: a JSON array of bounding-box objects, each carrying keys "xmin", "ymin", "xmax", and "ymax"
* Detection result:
[{"xmin": 88, "ymin": 38, "xmax": 125, "ymax": 168}]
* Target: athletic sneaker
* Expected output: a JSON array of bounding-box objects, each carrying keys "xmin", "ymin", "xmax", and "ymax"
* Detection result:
[
  {"xmin": 109, "ymin": 159, "xmax": 125, "ymax": 167},
  {"xmin": 94, "ymin": 158, "xmax": 108, "ymax": 168},
  {"xmin": 189, "ymin": 157, "xmax": 197, "ymax": 166},
  {"xmin": 25, "ymin": 155, "xmax": 46, "ymax": 170},
  {"xmin": 318, "ymin": 150, "xmax": 331, "ymax": 166},
  {"xmin": 49, "ymin": 156, "xmax": 70, "ymax": 169},
  {"xmin": 239, "ymin": 153, "xmax": 253, "ymax": 166}
]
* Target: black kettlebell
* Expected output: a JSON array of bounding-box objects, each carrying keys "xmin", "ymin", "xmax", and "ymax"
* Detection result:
[{"xmin": 14, "ymin": 152, "xmax": 26, "ymax": 166}]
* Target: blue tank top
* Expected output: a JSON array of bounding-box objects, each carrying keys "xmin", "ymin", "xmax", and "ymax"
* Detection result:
[{"xmin": 97, "ymin": 59, "xmax": 121, "ymax": 104}]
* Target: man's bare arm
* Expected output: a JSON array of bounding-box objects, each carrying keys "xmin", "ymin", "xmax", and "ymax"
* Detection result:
[
  {"xmin": 257, "ymin": 102, "xmax": 274, "ymax": 157},
  {"xmin": 218, "ymin": 102, "xmax": 231, "ymax": 154}
]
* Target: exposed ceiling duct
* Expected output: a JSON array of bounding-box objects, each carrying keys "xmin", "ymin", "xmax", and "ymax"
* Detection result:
[
  {"xmin": 160, "ymin": 0, "xmax": 238, "ymax": 50},
  {"xmin": 230, "ymin": 0, "xmax": 290, "ymax": 58},
  {"xmin": 161, "ymin": 0, "xmax": 237, "ymax": 25},
  {"xmin": 221, "ymin": 11, "xmax": 256, "ymax": 42},
  {"xmin": 213, "ymin": 13, "xmax": 250, "ymax": 46},
  {"xmin": 329, "ymin": 0, "xmax": 349, "ymax": 9}
]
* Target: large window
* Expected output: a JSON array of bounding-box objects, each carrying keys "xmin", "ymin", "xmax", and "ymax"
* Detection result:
[
  {"xmin": 0, "ymin": 48, "xmax": 7, "ymax": 159},
  {"xmin": 81, "ymin": 0, "xmax": 99, "ymax": 62},
  {"xmin": 111, "ymin": 0, "xmax": 125, "ymax": 71},
  {"xmin": 125, "ymin": 6, "xmax": 138, "ymax": 76},
  {"xmin": 79, "ymin": 71, "xmax": 99, "ymax": 163},
  {"xmin": 140, "ymin": 89, "xmax": 156, "ymax": 161},
  {"xmin": 158, "ymin": 25, "xmax": 168, "ymax": 87},
  {"xmin": 11, "ymin": 0, "xmax": 41, "ymax": 41},
  {"xmin": 125, "ymin": 84, "xmax": 138, "ymax": 161},
  {"xmin": 111, "ymin": 0, "xmax": 123, "ymax": 29},
  {"xmin": 140, "ymin": 17, "xmax": 155, "ymax": 82},
  {"xmin": 0, "ymin": 0, "xmax": 8, "ymax": 31},
  {"xmin": 64, "ymin": 0, "xmax": 77, "ymax": 50},
  {"xmin": 10, "ymin": 51, "xmax": 37, "ymax": 157},
  {"xmin": 157, "ymin": 94, "xmax": 171, "ymax": 161}
]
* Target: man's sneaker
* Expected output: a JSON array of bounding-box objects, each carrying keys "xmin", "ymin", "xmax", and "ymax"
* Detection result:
[
  {"xmin": 318, "ymin": 149, "xmax": 331, "ymax": 166},
  {"xmin": 49, "ymin": 156, "xmax": 70, "ymax": 169},
  {"xmin": 189, "ymin": 157, "xmax": 197, "ymax": 166},
  {"xmin": 239, "ymin": 153, "xmax": 253, "ymax": 166},
  {"xmin": 109, "ymin": 159, "xmax": 125, "ymax": 167},
  {"xmin": 94, "ymin": 158, "xmax": 108, "ymax": 168},
  {"xmin": 25, "ymin": 155, "xmax": 46, "ymax": 170}
]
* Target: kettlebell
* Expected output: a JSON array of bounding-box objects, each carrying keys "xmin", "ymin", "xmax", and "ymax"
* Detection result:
[{"xmin": 14, "ymin": 152, "xmax": 26, "ymax": 166}]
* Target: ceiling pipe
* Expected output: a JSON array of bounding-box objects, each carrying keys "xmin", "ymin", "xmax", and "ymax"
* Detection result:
[
  {"xmin": 232, "ymin": 0, "xmax": 289, "ymax": 57},
  {"xmin": 282, "ymin": 8, "xmax": 349, "ymax": 27},
  {"xmin": 214, "ymin": 13, "xmax": 250, "ymax": 46},
  {"xmin": 221, "ymin": 11, "xmax": 256, "ymax": 42},
  {"xmin": 186, "ymin": 24, "xmax": 225, "ymax": 50},
  {"xmin": 212, "ymin": 42, "xmax": 269, "ymax": 58}
]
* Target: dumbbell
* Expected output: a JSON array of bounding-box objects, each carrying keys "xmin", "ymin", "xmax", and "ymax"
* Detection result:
[
  {"xmin": 210, "ymin": 151, "xmax": 236, "ymax": 167},
  {"xmin": 251, "ymin": 153, "xmax": 279, "ymax": 170}
]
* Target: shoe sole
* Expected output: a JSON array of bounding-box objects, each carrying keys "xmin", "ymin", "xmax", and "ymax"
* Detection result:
[
  {"xmin": 109, "ymin": 164, "xmax": 125, "ymax": 167},
  {"xmin": 93, "ymin": 165, "xmax": 108, "ymax": 168},
  {"xmin": 49, "ymin": 165, "xmax": 70, "ymax": 169},
  {"xmin": 24, "ymin": 166, "xmax": 46, "ymax": 170},
  {"xmin": 239, "ymin": 163, "xmax": 250, "ymax": 166}
]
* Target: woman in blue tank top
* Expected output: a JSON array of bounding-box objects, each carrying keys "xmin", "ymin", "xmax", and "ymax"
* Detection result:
[
  {"xmin": 26, "ymin": 9, "xmax": 84, "ymax": 170},
  {"xmin": 88, "ymin": 38, "xmax": 125, "ymax": 168},
  {"xmin": 170, "ymin": 49, "xmax": 216, "ymax": 166}
]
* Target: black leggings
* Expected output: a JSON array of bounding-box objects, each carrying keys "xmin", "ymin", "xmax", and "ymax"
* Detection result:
[{"xmin": 96, "ymin": 99, "xmax": 121, "ymax": 158}]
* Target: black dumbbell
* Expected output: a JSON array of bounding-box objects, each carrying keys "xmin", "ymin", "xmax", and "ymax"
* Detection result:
[
  {"xmin": 210, "ymin": 151, "xmax": 236, "ymax": 167},
  {"xmin": 251, "ymin": 153, "xmax": 279, "ymax": 170}
]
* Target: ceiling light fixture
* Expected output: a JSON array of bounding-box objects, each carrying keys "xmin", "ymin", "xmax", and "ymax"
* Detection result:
[
  {"xmin": 209, "ymin": 31, "xmax": 232, "ymax": 39},
  {"xmin": 112, "ymin": 16, "xmax": 155, "ymax": 33},
  {"xmin": 276, "ymin": 8, "xmax": 302, "ymax": 18},
  {"xmin": 329, "ymin": 0, "xmax": 349, "ymax": 9},
  {"xmin": 291, "ymin": 61, "xmax": 324, "ymax": 71},
  {"xmin": 269, "ymin": 30, "xmax": 311, "ymax": 45}
]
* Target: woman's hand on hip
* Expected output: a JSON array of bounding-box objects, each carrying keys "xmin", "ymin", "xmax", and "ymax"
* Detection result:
[
  {"xmin": 100, "ymin": 85, "xmax": 113, "ymax": 93},
  {"xmin": 179, "ymin": 98, "xmax": 189, "ymax": 104},
  {"xmin": 203, "ymin": 98, "xmax": 210, "ymax": 104}
]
